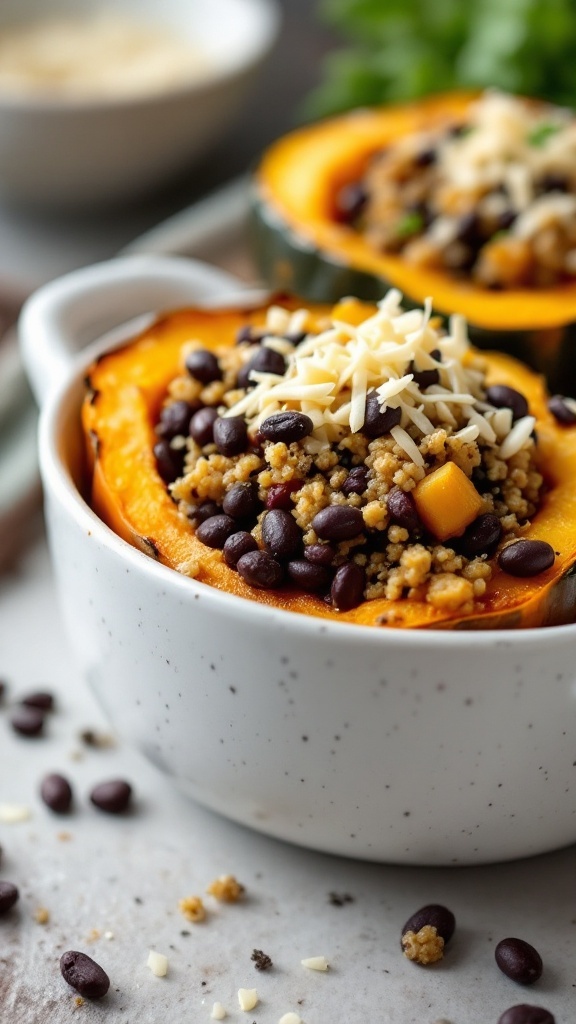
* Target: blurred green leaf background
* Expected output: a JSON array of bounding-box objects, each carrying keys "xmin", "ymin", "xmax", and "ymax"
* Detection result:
[{"xmin": 304, "ymin": 0, "xmax": 576, "ymax": 118}]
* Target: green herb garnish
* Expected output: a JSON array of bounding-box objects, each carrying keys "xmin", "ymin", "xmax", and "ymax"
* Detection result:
[
  {"xmin": 396, "ymin": 211, "xmax": 425, "ymax": 239},
  {"xmin": 303, "ymin": 0, "xmax": 576, "ymax": 120},
  {"xmin": 527, "ymin": 121, "xmax": 562, "ymax": 147}
]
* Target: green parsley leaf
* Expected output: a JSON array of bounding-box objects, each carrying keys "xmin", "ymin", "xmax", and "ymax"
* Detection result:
[
  {"xmin": 527, "ymin": 121, "xmax": 562, "ymax": 147},
  {"xmin": 396, "ymin": 211, "xmax": 425, "ymax": 239}
]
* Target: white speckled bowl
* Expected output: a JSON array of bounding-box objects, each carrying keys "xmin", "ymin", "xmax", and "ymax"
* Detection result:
[
  {"xmin": 0, "ymin": 0, "xmax": 279, "ymax": 207},
  {"xmin": 19, "ymin": 255, "xmax": 576, "ymax": 865}
]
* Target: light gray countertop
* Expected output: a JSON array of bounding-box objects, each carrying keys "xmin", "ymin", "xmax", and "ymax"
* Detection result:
[{"xmin": 0, "ymin": 539, "xmax": 574, "ymax": 1023}]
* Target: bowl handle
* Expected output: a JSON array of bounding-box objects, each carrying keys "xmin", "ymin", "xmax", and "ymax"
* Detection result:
[{"xmin": 18, "ymin": 254, "xmax": 253, "ymax": 408}]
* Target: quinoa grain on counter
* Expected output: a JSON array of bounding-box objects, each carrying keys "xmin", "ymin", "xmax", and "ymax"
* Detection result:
[{"xmin": 153, "ymin": 290, "xmax": 552, "ymax": 616}]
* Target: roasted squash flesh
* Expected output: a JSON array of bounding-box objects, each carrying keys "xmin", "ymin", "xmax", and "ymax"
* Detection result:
[{"xmin": 82, "ymin": 300, "xmax": 576, "ymax": 630}]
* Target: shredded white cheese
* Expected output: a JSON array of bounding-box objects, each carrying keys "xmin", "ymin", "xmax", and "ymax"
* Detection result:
[
  {"xmin": 301, "ymin": 956, "xmax": 330, "ymax": 971},
  {"xmin": 237, "ymin": 989, "xmax": 259, "ymax": 1012},
  {"xmin": 0, "ymin": 803, "xmax": 31, "ymax": 823},
  {"xmin": 147, "ymin": 950, "xmax": 168, "ymax": 977},
  {"xmin": 226, "ymin": 290, "xmax": 522, "ymax": 459}
]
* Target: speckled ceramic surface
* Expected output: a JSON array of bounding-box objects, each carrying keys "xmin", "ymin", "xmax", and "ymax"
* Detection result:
[{"xmin": 19, "ymin": 254, "xmax": 576, "ymax": 865}]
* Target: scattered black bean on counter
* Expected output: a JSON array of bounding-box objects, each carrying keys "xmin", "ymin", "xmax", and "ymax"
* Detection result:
[
  {"xmin": 40, "ymin": 773, "xmax": 73, "ymax": 814},
  {"xmin": 89, "ymin": 779, "xmax": 133, "ymax": 814},
  {"xmin": 497, "ymin": 1006, "xmax": 555, "ymax": 1024},
  {"xmin": 401, "ymin": 904, "xmax": 456, "ymax": 945},
  {"xmin": 0, "ymin": 881, "xmax": 19, "ymax": 914},
  {"xmin": 10, "ymin": 705, "xmax": 45, "ymax": 738},
  {"xmin": 60, "ymin": 950, "xmax": 110, "ymax": 1000},
  {"xmin": 22, "ymin": 691, "xmax": 54, "ymax": 711},
  {"xmin": 495, "ymin": 937, "xmax": 543, "ymax": 985}
]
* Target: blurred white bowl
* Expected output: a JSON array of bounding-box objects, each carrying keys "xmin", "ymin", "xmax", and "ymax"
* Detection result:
[{"xmin": 0, "ymin": 0, "xmax": 280, "ymax": 208}]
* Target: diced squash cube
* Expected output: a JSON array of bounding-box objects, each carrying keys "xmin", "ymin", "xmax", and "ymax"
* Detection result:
[{"xmin": 413, "ymin": 461, "xmax": 482, "ymax": 541}]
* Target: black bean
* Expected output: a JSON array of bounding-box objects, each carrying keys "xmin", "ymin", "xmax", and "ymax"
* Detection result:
[
  {"xmin": 330, "ymin": 563, "xmax": 366, "ymax": 611},
  {"xmin": 538, "ymin": 171, "xmax": 569, "ymax": 194},
  {"xmin": 304, "ymin": 543, "xmax": 336, "ymax": 567},
  {"xmin": 185, "ymin": 348, "xmax": 222, "ymax": 384},
  {"xmin": 386, "ymin": 488, "xmax": 421, "ymax": 533},
  {"xmin": 236, "ymin": 325, "xmax": 262, "ymax": 346},
  {"xmin": 189, "ymin": 500, "xmax": 222, "ymax": 525},
  {"xmin": 312, "ymin": 505, "xmax": 365, "ymax": 541},
  {"xmin": 22, "ymin": 691, "xmax": 54, "ymax": 711},
  {"xmin": 342, "ymin": 466, "xmax": 368, "ymax": 496},
  {"xmin": 414, "ymin": 147, "xmax": 436, "ymax": 167},
  {"xmin": 548, "ymin": 394, "xmax": 576, "ymax": 425},
  {"xmin": 334, "ymin": 181, "xmax": 367, "ymax": 222},
  {"xmin": 0, "ymin": 680, "xmax": 5, "ymax": 701},
  {"xmin": 196, "ymin": 514, "xmax": 237, "ymax": 549},
  {"xmin": 410, "ymin": 365, "xmax": 440, "ymax": 390},
  {"xmin": 90, "ymin": 779, "xmax": 132, "ymax": 814},
  {"xmin": 457, "ymin": 512, "xmax": 501, "ymax": 558},
  {"xmin": 266, "ymin": 480, "xmax": 302, "ymax": 509},
  {"xmin": 456, "ymin": 210, "xmax": 483, "ymax": 248},
  {"xmin": 498, "ymin": 539, "xmax": 555, "ymax": 577},
  {"xmin": 259, "ymin": 411, "xmax": 314, "ymax": 444},
  {"xmin": 222, "ymin": 482, "xmax": 259, "ymax": 521},
  {"xmin": 237, "ymin": 346, "xmax": 286, "ymax": 388},
  {"xmin": 156, "ymin": 400, "xmax": 195, "ymax": 439},
  {"xmin": 287, "ymin": 560, "xmax": 331, "ymax": 592},
  {"xmin": 60, "ymin": 950, "xmax": 110, "ymax": 1000},
  {"xmin": 10, "ymin": 705, "xmax": 45, "ymax": 737},
  {"xmin": 262, "ymin": 509, "xmax": 302, "ymax": 560},
  {"xmin": 153, "ymin": 440, "xmax": 184, "ymax": 484},
  {"xmin": 401, "ymin": 904, "xmax": 456, "ymax": 945},
  {"xmin": 497, "ymin": 1006, "xmax": 555, "ymax": 1024},
  {"xmin": 223, "ymin": 531, "xmax": 258, "ymax": 568},
  {"xmin": 236, "ymin": 550, "xmax": 284, "ymax": 589},
  {"xmin": 40, "ymin": 773, "xmax": 73, "ymax": 814},
  {"xmin": 285, "ymin": 331, "xmax": 308, "ymax": 346},
  {"xmin": 495, "ymin": 938, "xmax": 543, "ymax": 985},
  {"xmin": 486, "ymin": 384, "xmax": 529, "ymax": 421},
  {"xmin": 0, "ymin": 881, "xmax": 19, "ymax": 914},
  {"xmin": 213, "ymin": 416, "xmax": 248, "ymax": 457},
  {"xmin": 189, "ymin": 406, "xmax": 219, "ymax": 446},
  {"xmin": 363, "ymin": 392, "xmax": 402, "ymax": 438},
  {"xmin": 497, "ymin": 208, "xmax": 517, "ymax": 231}
]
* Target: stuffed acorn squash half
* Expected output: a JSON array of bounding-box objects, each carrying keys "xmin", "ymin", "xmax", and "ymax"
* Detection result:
[
  {"xmin": 82, "ymin": 289, "xmax": 576, "ymax": 630},
  {"xmin": 251, "ymin": 91, "xmax": 576, "ymax": 393}
]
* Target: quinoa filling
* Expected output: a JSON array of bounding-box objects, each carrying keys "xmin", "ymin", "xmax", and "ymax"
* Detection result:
[
  {"xmin": 336, "ymin": 91, "xmax": 576, "ymax": 290},
  {"xmin": 154, "ymin": 291, "xmax": 548, "ymax": 615}
]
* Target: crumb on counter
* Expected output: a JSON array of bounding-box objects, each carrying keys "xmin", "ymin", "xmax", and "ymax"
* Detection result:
[
  {"xmin": 34, "ymin": 906, "xmax": 50, "ymax": 925},
  {"xmin": 251, "ymin": 948, "xmax": 273, "ymax": 971},
  {"xmin": 179, "ymin": 895, "xmax": 207, "ymax": 923},
  {"xmin": 206, "ymin": 874, "xmax": 245, "ymax": 902},
  {"xmin": 211, "ymin": 1002, "xmax": 227, "ymax": 1020},
  {"xmin": 237, "ymin": 988, "xmax": 259, "ymax": 1011},
  {"xmin": 301, "ymin": 956, "xmax": 329, "ymax": 971},
  {"xmin": 147, "ymin": 950, "xmax": 168, "ymax": 977},
  {"xmin": 402, "ymin": 924, "xmax": 445, "ymax": 964}
]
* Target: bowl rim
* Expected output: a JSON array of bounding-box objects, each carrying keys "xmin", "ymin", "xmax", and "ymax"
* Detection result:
[
  {"xmin": 39, "ymin": 337, "xmax": 576, "ymax": 651},
  {"xmin": 0, "ymin": 0, "xmax": 281, "ymax": 112}
]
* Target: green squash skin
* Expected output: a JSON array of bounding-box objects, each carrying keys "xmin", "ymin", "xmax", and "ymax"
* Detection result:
[{"xmin": 250, "ymin": 194, "xmax": 576, "ymax": 397}]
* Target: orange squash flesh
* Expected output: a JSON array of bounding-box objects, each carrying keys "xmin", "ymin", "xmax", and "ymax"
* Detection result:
[
  {"xmin": 82, "ymin": 299, "xmax": 576, "ymax": 630},
  {"xmin": 251, "ymin": 92, "xmax": 576, "ymax": 392}
]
